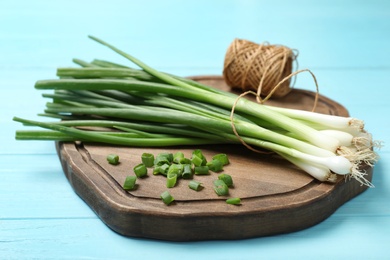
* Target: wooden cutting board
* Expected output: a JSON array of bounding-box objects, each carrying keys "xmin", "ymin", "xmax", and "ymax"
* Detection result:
[{"xmin": 56, "ymin": 76, "xmax": 372, "ymax": 241}]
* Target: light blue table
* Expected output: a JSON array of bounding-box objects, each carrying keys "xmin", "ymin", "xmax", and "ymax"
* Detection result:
[{"xmin": 1, "ymin": 1, "xmax": 389, "ymax": 259}]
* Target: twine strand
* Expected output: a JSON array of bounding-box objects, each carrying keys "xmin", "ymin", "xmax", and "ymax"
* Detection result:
[{"xmin": 229, "ymin": 69, "xmax": 320, "ymax": 154}]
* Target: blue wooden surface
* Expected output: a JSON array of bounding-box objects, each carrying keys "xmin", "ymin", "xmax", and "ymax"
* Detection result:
[{"xmin": 1, "ymin": 0, "xmax": 389, "ymax": 259}]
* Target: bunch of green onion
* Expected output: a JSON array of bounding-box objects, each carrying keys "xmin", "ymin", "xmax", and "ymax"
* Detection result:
[{"xmin": 13, "ymin": 36, "xmax": 381, "ymax": 187}]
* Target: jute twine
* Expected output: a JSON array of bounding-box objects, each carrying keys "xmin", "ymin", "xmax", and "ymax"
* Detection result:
[
  {"xmin": 223, "ymin": 38, "xmax": 297, "ymax": 99},
  {"xmin": 223, "ymin": 38, "xmax": 320, "ymax": 154}
]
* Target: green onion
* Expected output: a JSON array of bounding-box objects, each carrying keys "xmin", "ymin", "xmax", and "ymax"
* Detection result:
[
  {"xmin": 191, "ymin": 154, "xmax": 203, "ymax": 167},
  {"xmin": 181, "ymin": 164, "xmax": 193, "ymax": 179},
  {"xmin": 192, "ymin": 149, "xmax": 207, "ymax": 165},
  {"xmin": 206, "ymin": 159, "xmax": 223, "ymax": 172},
  {"xmin": 13, "ymin": 36, "xmax": 380, "ymax": 187},
  {"xmin": 167, "ymin": 164, "xmax": 184, "ymax": 176},
  {"xmin": 141, "ymin": 153, "xmax": 155, "ymax": 167},
  {"xmin": 133, "ymin": 163, "xmax": 148, "ymax": 178},
  {"xmin": 213, "ymin": 179, "xmax": 229, "ymax": 196},
  {"xmin": 212, "ymin": 154, "xmax": 230, "ymax": 166},
  {"xmin": 107, "ymin": 154, "xmax": 119, "ymax": 165},
  {"xmin": 218, "ymin": 173, "xmax": 233, "ymax": 187},
  {"xmin": 160, "ymin": 190, "xmax": 175, "ymax": 205},
  {"xmin": 166, "ymin": 172, "xmax": 178, "ymax": 188},
  {"xmin": 188, "ymin": 180, "xmax": 203, "ymax": 191},
  {"xmin": 194, "ymin": 165, "xmax": 209, "ymax": 175},
  {"xmin": 153, "ymin": 163, "xmax": 169, "ymax": 176},
  {"xmin": 226, "ymin": 197, "xmax": 241, "ymax": 205},
  {"xmin": 123, "ymin": 176, "xmax": 137, "ymax": 191},
  {"xmin": 173, "ymin": 151, "xmax": 185, "ymax": 164},
  {"xmin": 154, "ymin": 153, "xmax": 172, "ymax": 166}
]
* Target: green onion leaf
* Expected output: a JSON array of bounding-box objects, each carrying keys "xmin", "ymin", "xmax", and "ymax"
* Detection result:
[
  {"xmin": 173, "ymin": 151, "xmax": 185, "ymax": 164},
  {"xmin": 212, "ymin": 154, "xmax": 230, "ymax": 166},
  {"xmin": 188, "ymin": 180, "xmax": 203, "ymax": 191},
  {"xmin": 123, "ymin": 176, "xmax": 137, "ymax": 191},
  {"xmin": 166, "ymin": 172, "xmax": 178, "ymax": 188},
  {"xmin": 206, "ymin": 159, "xmax": 223, "ymax": 172},
  {"xmin": 191, "ymin": 154, "xmax": 203, "ymax": 167},
  {"xmin": 218, "ymin": 173, "xmax": 233, "ymax": 187},
  {"xmin": 141, "ymin": 153, "xmax": 155, "ymax": 167},
  {"xmin": 107, "ymin": 154, "xmax": 120, "ymax": 165},
  {"xmin": 160, "ymin": 190, "xmax": 175, "ymax": 205},
  {"xmin": 181, "ymin": 164, "xmax": 193, "ymax": 179},
  {"xmin": 168, "ymin": 163, "xmax": 184, "ymax": 176},
  {"xmin": 153, "ymin": 163, "xmax": 170, "ymax": 176},
  {"xmin": 192, "ymin": 149, "xmax": 207, "ymax": 166},
  {"xmin": 226, "ymin": 197, "xmax": 241, "ymax": 205},
  {"xmin": 154, "ymin": 152, "xmax": 173, "ymax": 166},
  {"xmin": 194, "ymin": 165, "xmax": 209, "ymax": 175},
  {"xmin": 133, "ymin": 163, "xmax": 148, "ymax": 178},
  {"xmin": 213, "ymin": 179, "xmax": 229, "ymax": 196}
]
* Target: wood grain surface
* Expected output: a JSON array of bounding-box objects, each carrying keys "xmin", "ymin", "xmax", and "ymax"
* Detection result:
[{"xmin": 56, "ymin": 76, "xmax": 372, "ymax": 241}]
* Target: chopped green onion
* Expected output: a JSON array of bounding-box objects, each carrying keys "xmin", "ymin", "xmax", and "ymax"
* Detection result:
[
  {"xmin": 154, "ymin": 153, "xmax": 171, "ymax": 166},
  {"xmin": 160, "ymin": 190, "xmax": 175, "ymax": 205},
  {"xmin": 133, "ymin": 163, "xmax": 148, "ymax": 178},
  {"xmin": 191, "ymin": 154, "xmax": 203, "ymax": 167},
  {"xmin": 173, "ymin": 151, "xmax": 185, "ymax": 164},
  {"xmin": 181, "ymin": 164, "xmax": 193, "ymax": 179},
  {"xmin": 206, "ymin": 159, "xmax": 223, "ymax": 172},
  {"xmin": 226, "ymin": 197, "xmax": 241, "ymax": 205},
  {"xmin": 153, "ymin": 163, "xmax": 170, "ymax": 176},
  {"xmin": 141, "ymin": 153, "xmax": 155, "ymax": 167},
  {"xmin": 188, "ymin": 180, "xmax": 203, "ymax": 191},
  {"xmin": 218, "ymin": 173, "xmax": 233, "ymax": 187},
  {"xmin": 192, "ymin": 149, "xmax": 207, "ymax": 165},
  {"xmin": 181, "ymin": 158, "xmax": 192, "ymax": 165},
  {"xmin": 168, "ymin": 163, "xmax": 183, "ymax": 176},
  {"xmin": 213, "ymin": 179, "xmax": 229, "ymax": 196},
  {"xmin": 212, "ymin": 154, "xmax": 230, "ymax": 166},
  {"xmin": 194, "ymin": 165, "xmax": 209, "ymax": 175},
  {"xmin": 123, "ymin": 175, "xmax": 137, "ymax": 191},
  {"xmin": 166, "ymin": 172, "xmax": 178, "ymax": 188},
  {"xmin": 162, "ymin": 152, "xmax": 174, "ymax": 163},
  {"xmin": 106, "ymin": 154, "xmax": 119, "ymax": 165}
]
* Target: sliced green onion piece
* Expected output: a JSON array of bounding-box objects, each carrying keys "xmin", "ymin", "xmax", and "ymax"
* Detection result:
[
  {"xmin": 123, "ymin": 175, "xmax": 137, "ymax": 191},
  {"xmin": 154, "ymin": 153, "xmax": 170, "ymax": 166},
  {"xmin": 212, "ymin": 153, "xmax": 230, "ymax": 166},
  {"xmin": 133, "ymin": 163, "xmax": 148, "ymax": 178},
  {"xmin": 192, "ymin": 149, "xmax": 207, "ymax": 165},
  {"xmin": 141, "ymin": 152, "xmax": 155, "ymax": 167},
  {"xmin": 168, "ymin": 163, "xmax": 184, "ymax": 176},
  {"xmin": 226, "ymin": 197, "xmax": 241, "ymax": 205},
  {"xmin": 213, "ymin": 179, "xmax": 229, "ymax": 196},
  {"xmin": 173, "ymin": 151, "xmax": 185, "ymax": 164},
  {"xmin": 191, "ymin": 154, "xmax": 203, "ymax": 167},
  {"xmin": 166, "ymin": 172, "xmax": 178, "ymax": 188},
  {"xmin": 107, "ymin": 154, "xmax": 119, "ymax": 165},
  {"xmin": 207, "ymin": 159, "xmax": 223, "ymax": 172},
  {"xmin": 188, "ymin": 180, "xmax": 203, "ymax": 191},
  {"xmin": 194, "ymin": 165, "xmax": 209, "ymax": 175},
  {"xmin": 160, "ymin": 190, "xmax": 175, "ymax": 205},
  {"xmin": 181, "ymin": 158, "xmax": 192, "ymax": 165},
  {"xmin": 218, "ymin": 173, "xmax": 233, "ymax": 187},
  {"xmin": 153, "ymin": 163, "xmax": 170, "ymax": 176},
  {"xmin": 160, "ymin": 152, "xmax": 174, "ymax": 163},
  {"xmin": 181, "ymin": 164, "xmax": 193, "ymax": 179}
]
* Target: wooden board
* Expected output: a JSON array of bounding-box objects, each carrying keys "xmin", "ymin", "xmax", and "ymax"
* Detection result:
[{"xmin": 56, "ymin": 76, "xmax": 372, "ymax": 241}]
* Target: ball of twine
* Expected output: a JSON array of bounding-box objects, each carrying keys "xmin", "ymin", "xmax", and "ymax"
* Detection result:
[{"xmin": 223, "ymin": 38, "xmax": 297, "ymax": 99}]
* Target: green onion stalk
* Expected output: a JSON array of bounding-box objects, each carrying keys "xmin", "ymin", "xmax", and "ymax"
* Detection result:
[{"xmin": 13, "ymin": 36, "xmax": 381, "ymax": 187}]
